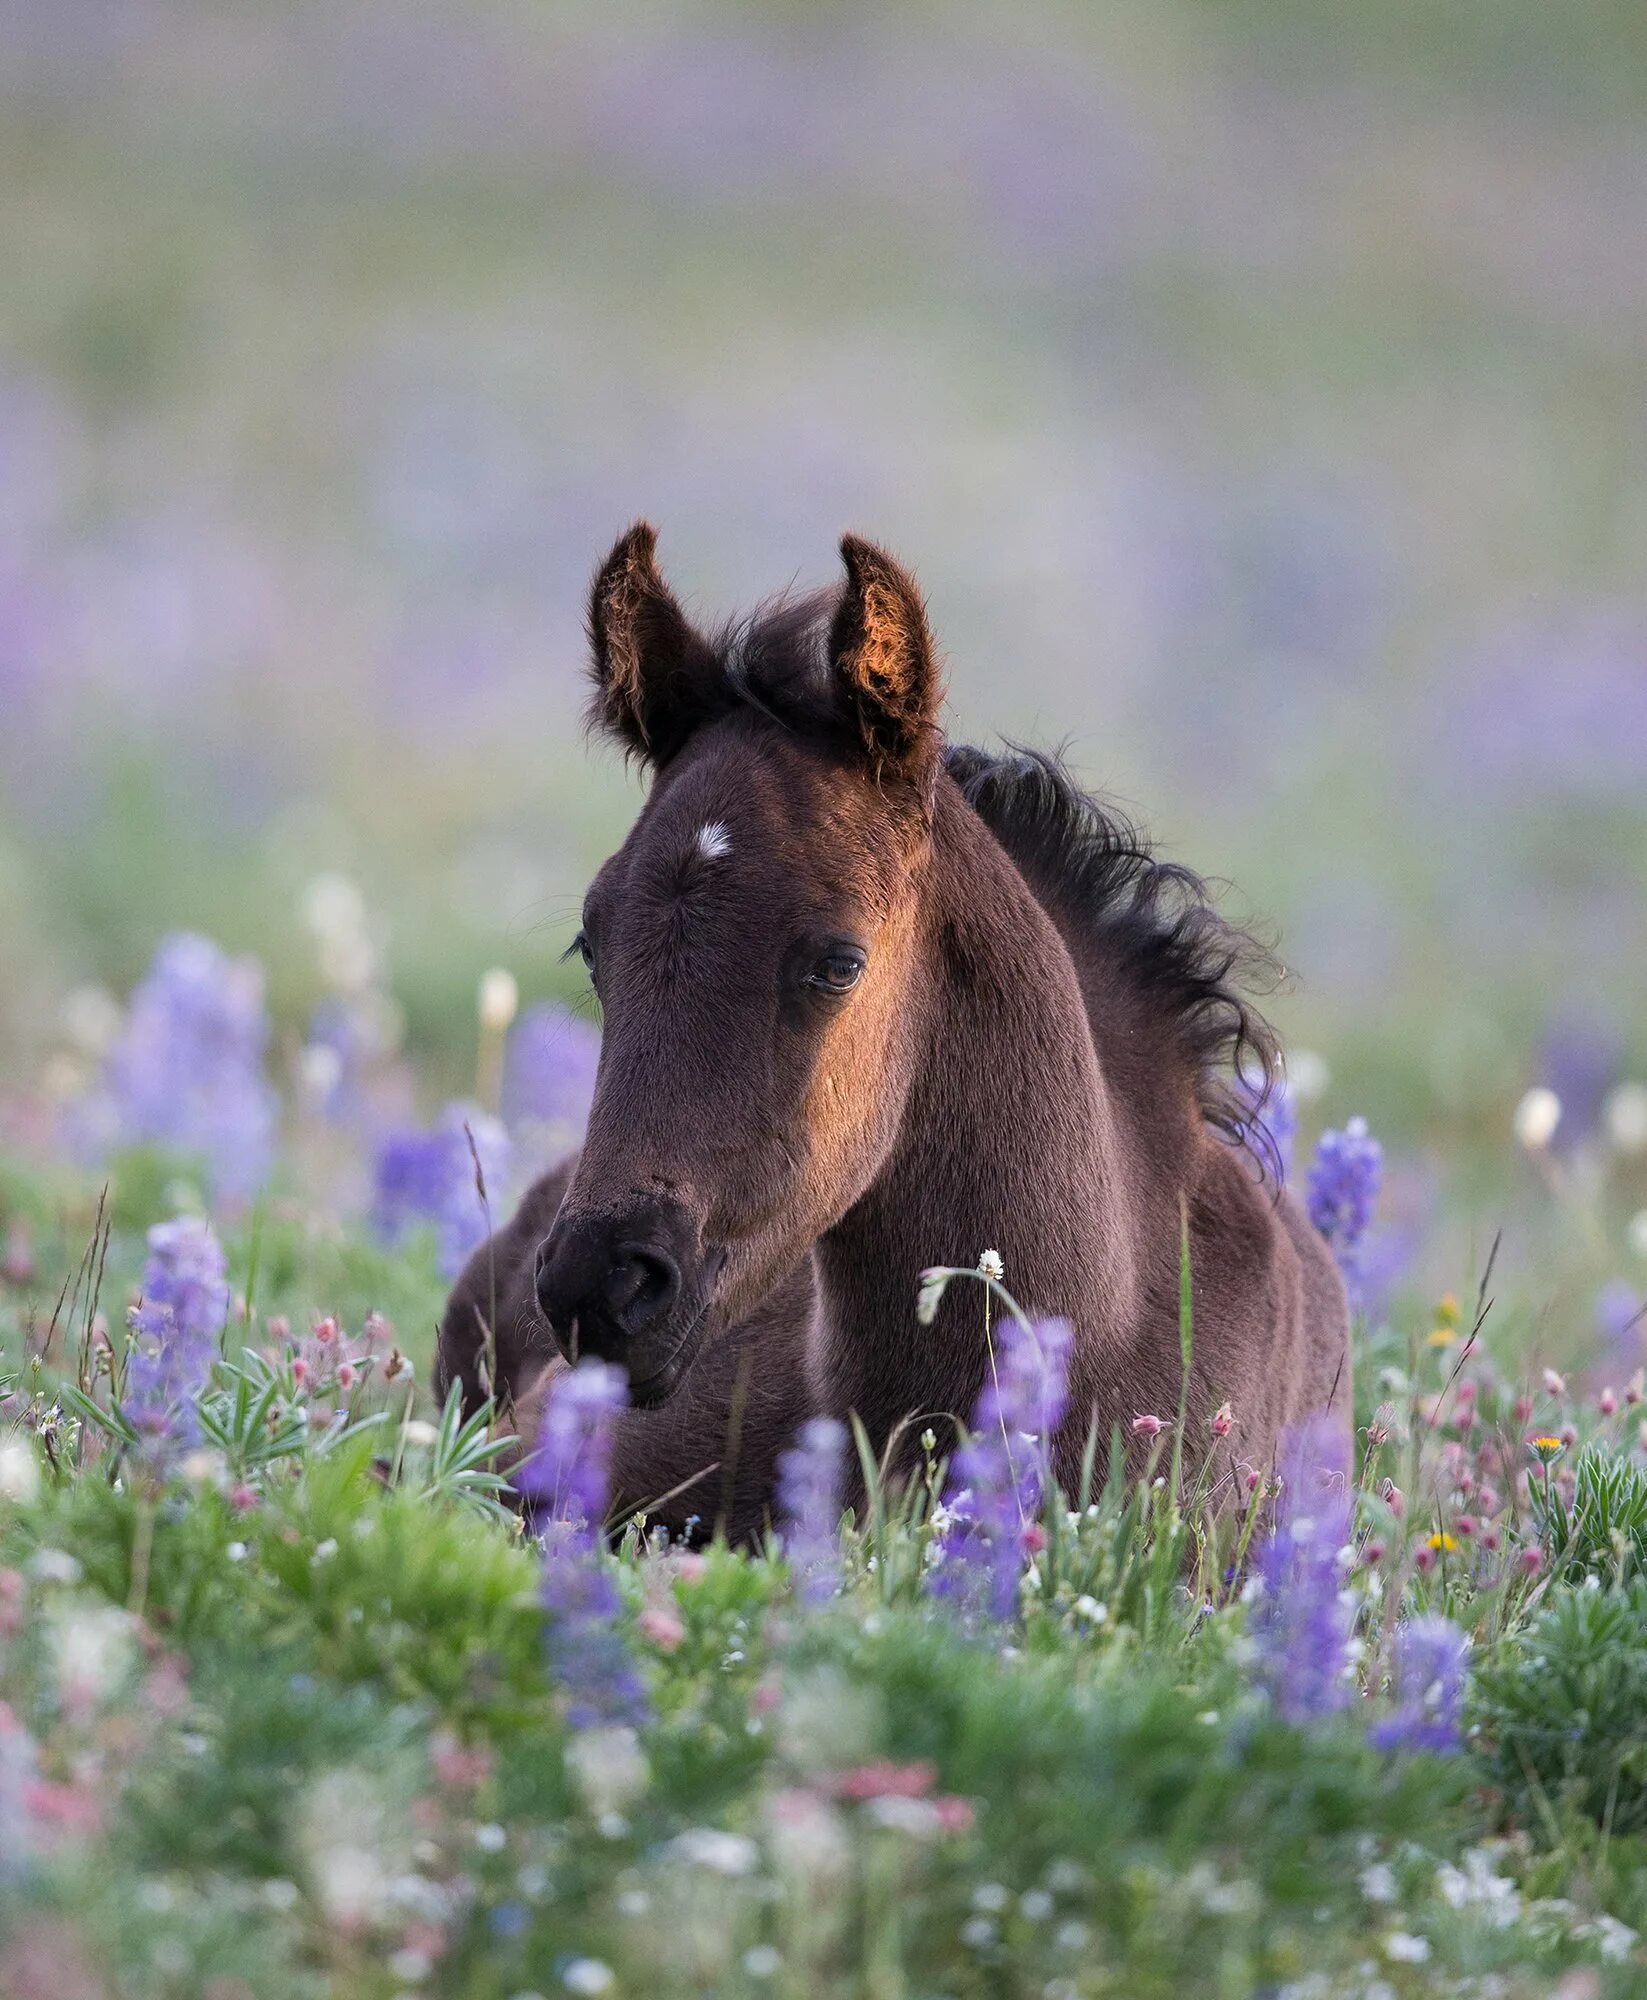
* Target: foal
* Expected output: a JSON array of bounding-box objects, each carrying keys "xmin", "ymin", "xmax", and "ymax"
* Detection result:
[{"xmin": 437, "ymin": 526, "xmax": 1350, "ymax": 1540}]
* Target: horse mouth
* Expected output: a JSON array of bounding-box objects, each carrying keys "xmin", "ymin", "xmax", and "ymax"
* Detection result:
[{"xmin": 621, "ymin": 1303, "xmax": 711, "ymax": 1409}]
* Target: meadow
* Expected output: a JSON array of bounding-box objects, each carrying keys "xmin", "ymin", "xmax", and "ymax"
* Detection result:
[{"xmin": 3, "ymin": 2, "xmax": 1647, "ymax": 1994}]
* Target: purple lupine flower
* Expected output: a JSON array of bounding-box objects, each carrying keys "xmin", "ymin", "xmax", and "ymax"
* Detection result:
[
  {"xmin": 66, "ymin": 933, "xmax": 278, "ymax": 1201},
  {"xmin": 1305, "ymin": 1117, "xmax": 1383, "ymax": 1303},
  {"xmin": 1234, "ymin": 1069, "xmax": 1297, "ymax": 1184},
  {"xmin": 120, "ymin": 1217, "xmax": 227, "ymax": 1463},
  {"xmin": 503, "ymin": 1002, "xmax": 601, "ymax": 1171},
  {"xmin": 929, "ymin": 1316, "xmax": 1072, "ymax": 1624},
  {"xmin": 776, "ymin": 1416, "xmax": 848, "ymax": 1605},
  {"xmin": 1538, "ymin": 1010, "xmax": 1622, "ymax": 1155},
  {"xmin": 371, "ymin": 1102, "xmax": 511, "ymax": 1279},
  {"xmin": 1597, "ymin": 1282, "xmax": 1645, "ymax": 1378},
  {"xmin": 1369, "ymin": 1614, "xmax": 1468, "ymax": 1754},
  {"xmin": 0, "ymin": 1704, "xmax": 39, "ymax": 1881},
  {"xmin": 141, "ymin": 1217, "xmax": 230, "ymax": 1346},
  {"xmin": 1250, "ymin": 1414, "xmax": 1355, "ymax": 1724},
  {"xmin": 519, "ymin": 1361, "xmax": 647, "ymax": 1729}
]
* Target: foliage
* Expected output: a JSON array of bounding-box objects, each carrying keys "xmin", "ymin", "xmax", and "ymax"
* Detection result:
[{"xmin": 1473, "ymin": 1579, "xmax": 1647, "ymax": 1840}]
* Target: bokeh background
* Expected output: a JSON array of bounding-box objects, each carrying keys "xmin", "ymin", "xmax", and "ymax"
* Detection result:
[{"xmin": 2, "ymin": 0, "xmax": 1645, "ymax": 1348}]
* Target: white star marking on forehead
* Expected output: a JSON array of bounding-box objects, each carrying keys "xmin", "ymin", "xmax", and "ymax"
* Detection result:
[{"xmin": 696, "ymin": 821, "xmax": 732, "ymax": 861}]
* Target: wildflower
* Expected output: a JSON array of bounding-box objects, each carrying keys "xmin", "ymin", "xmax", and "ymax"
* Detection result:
[
  {"xmin": 1426, "ymin": 1326, "xmax": 1456, "ymax": 1348},
  {"xmin": 477, "ymin": 967, "xmax": 519, "ymax": 1036},
  {"xmin": 915, "ymin": 1267, "xmax": 949, "ymax": 1326},
  {"xmin": 775, "ymin": 1416, "xmax": 848, "ymax": 1606},
  {"xmin": 1130, "ymin": 1412, "xmax": 1166, "ymax": 1438},
  {"xmin": 1, "ymin": 1223, "xmax": 34, "ymax": 1287},
  {"xmin": 1413, "ymin": 1544, "xmax": 1436, "ymax": 1573},
  {"xmin": 1527, "ymin": 1435, "xmax": 1566, "ymax": 1466},
  {"xmin": 372, "ymin": 1104, "xmax": 512, "ymax": 1279},
  {"xmin": 637, "ymin": 1603, "xmax": 685, "ymax": 1651},
  {"xmin": 562, "ymin": 1958, "xmax": 616, "ymax": 1994},
  {"xmin": 121, "ymin": 1217, "xmax": 228, "ymax": 1464},
  {"xmin": 64, "ymin": 933, "xmax": 278, "ymax": 1200},
  {"xmin": 519, "ymin": 1362, "xmax": 647, "ymax": 1729},
  {"xmin": 1210, "ymin": 1401, "xmax": 1235, "ymax": 1439},
  {"xmin": 1605, "ymin": 1081, "xmax": 1647, "ymax": 1155},
  {"xmin": 1233, "ymin": 1067, "xmax": 1296, "ymax": 1183},
  {"xmin": 1541, "ymin": 1367, "xmax": 1566, "ymax": 1398},
  {"xmin": 1304, "ymin": 1117, "xmax": 1383, "ymax": 1299},
  {"xmin": 502, "ymin": 1002, "xmax": 601, "ymax": 1171},
  {"xmin": 1512, "ymin": 1087, "xmax": 1562, "ymax": 1152},
  {"xmin": 564, "ymin": 1725, "xmax": 648, "ymax": 1819},
  {"xmin": 928, "ymin": 1316, "xmax": 1071, "ymax": 1625},
  {"xmin": 976, "ymin": 1248, "xmax": 1004, "ymax": 1282},
  {"xmin": 1518, "ymin": 1546, "xmax": 1543, "ymax": 1576},
  {"xmin": 667, "ymin": 1827, "xmax": 760, "ymax": 1876},
  {"xmin": 1371, "ymin": 1615, "xmax": 1468, "ymax": 1754},
  {"xmin": 1426, "ymin": 1532, "xmax": 1458, "ymax": 1554},
  {"xmin": 0, "ymin": 1438, "xmax": 40, "ymax": 1505},
  {"xmin": 1249, "ymin": 1415, "xmax": 1355, "ymax": 1723}
]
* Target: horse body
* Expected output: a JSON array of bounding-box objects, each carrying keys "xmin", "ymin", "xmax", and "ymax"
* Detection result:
[{"xmin": 438, "ymin": 527, "xmax": 1349, "ymax": 1538}]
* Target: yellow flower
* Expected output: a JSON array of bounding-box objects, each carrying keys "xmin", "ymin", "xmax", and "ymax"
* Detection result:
[
  {"xmin": 1426, "ymin": 1327, "xmax": 1457, "ymax": 1348},
  {"xmin": 1527, "ymin": 1435, "xmax": 1566, "ymax": 1465},
  {"xmin": 1426, "ymin": 1532, "xmax": 1458, "ymax": 1553},
  {"xmin": 1435, "ymin": 1293, "xmax": 1460, "ymax": 1328}
]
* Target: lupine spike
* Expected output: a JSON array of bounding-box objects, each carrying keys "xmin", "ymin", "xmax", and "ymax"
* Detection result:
[
  {"xmin": 928, "ymin": 1316, "xmax": 1071, "ymax": 1625},
  {"xmin": 776, "ymin": 1417, "xmax": 848, "ymax": 1605}
]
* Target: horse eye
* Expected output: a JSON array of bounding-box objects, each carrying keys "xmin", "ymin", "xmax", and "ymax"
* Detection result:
[
  {"xmin": 808, "ymin": 949, "xmax": 865, "ymax": 995},
  {"xmin": 570, "ymin": 930, "xmax": 595, "ymax": 975}
]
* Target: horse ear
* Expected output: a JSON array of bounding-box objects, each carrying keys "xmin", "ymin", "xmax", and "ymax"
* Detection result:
[
  {"xmin": 829, "ymin": 535, "xmax": 942, "ymax": 787},
  {"xmin": 587, "ymin": 522, "xmax": 720, "ymax": 764}
]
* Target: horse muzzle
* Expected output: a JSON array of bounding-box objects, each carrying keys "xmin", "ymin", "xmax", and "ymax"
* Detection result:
[{"xmin": 533, "ymin": 1198, "xmax": 723, "ymax": 1407}]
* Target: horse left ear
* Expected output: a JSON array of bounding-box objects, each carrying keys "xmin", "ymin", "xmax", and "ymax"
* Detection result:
[{"xmin": 829, "ymin": 535, "xmax": 943, "ymax": 787}]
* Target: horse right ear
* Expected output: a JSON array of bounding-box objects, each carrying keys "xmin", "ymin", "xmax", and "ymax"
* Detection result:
[
  {"xmin": 586, "ymin": 523, "xmax": 720, "ymax": 765},
  {"xmin": 829, "ymin": 535, "xmax": 943, "ymax": 792}
]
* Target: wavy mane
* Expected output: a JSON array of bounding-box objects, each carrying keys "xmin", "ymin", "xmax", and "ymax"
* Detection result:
[{"xmin": 943, "ymin": 744, "xmax": 1284, "ymax": 1164}]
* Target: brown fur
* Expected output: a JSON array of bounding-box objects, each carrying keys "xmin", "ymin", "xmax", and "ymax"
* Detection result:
[{"xmin": 438, "ymin": 527, "xmax": 1350, "ymax": 1541}]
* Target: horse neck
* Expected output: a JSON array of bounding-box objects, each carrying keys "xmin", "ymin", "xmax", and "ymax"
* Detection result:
[{"xmin": 812, "ymin": 783, "xmax": 1154, "ymax": 1447}]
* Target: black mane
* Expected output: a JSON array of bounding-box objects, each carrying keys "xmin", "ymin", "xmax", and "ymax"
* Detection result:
[
  {"xmin": 945, "ymin": 744, "xmax": 1284, "ymax": 1161},
  {"xmin": 686, "ymin": 593, "xmax": 1285, "ymax": 1163}
]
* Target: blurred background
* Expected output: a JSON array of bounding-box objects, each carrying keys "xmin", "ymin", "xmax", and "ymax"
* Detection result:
[{"xmin": 2, "ymin": 0, "xmax": 1645, "ymax": 1343}]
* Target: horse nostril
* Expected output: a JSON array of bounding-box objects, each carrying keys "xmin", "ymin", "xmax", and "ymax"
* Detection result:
[{"xmin": 602, "ymin": 1244, "xmax": 681, "ymax": 1333}]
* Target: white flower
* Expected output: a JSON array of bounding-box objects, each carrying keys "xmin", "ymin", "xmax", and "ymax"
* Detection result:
[
  {"xmin": 473, "ymin": 1822, "xmax": 507, "ymax": 1853},
  {"xmin": 566, "ymin": 1726, "xmax": 649, "ymax": 1819},
  {"xmin": 49, "ymin": 1603, "xmax": 136, "ymax": 1708},
  {"xmin": 971, "ymin": 1881, "xmax": 1010, "ymax": 1913},
  {"xmin": 863, "ymin": 1795, "xmax": 941, "ymax": 1837},
  {"xmin": 976, "ymin": 1249, "xmax": 1004, "ymax": 1282},
  {"xmin": 742, "ymin": 1945, "xmax": 782, "ymax": 1978},
  {"xmin": 299, "ymin": 1042, "xmax": 344, "ymax": 1101},
  {"xmin": 1072, "ymin": 1596, "xmax": 1108, "ymax": 1625},
  {"xmin": 667, "ymin": 1827, "xmax": 759, "ymax": 1876},
  {"xmin": 1513, "ymin": 1087, "xmax": 1562, "ymax": 1152},
  {"xmin": 478, "ymin": 968, "xmax": 520, "ymax": 1034},
  {"xmin": 1382, "ymin": 1931, "xmax": 1430, "ymax": 1963},
  {"xmin": 0, "ymin": 1436, "xmax": 40, "ymax": 1505},
  {"xmin": 1359, "ymin": 1862, "xmax": 1396, "ymax": 1903},
  {"xmin": 1287, "ymin": 1049, "xmax": 1330, "ymax": 1102},
  {"xmin": 915, "ymin": 1268, "xmax": 949, "ymax": 1326},
  {"xmin": 1606, "ymin": 1082, "xmax": 1647, "ymax": 1155},
  {"xmin": 400, "ymin": 1419, "xmax": 437, "ymax": 1448},
  {"xmin": 562, "ymin": 1960, "xmax": 615, "ymax": 1995}
]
